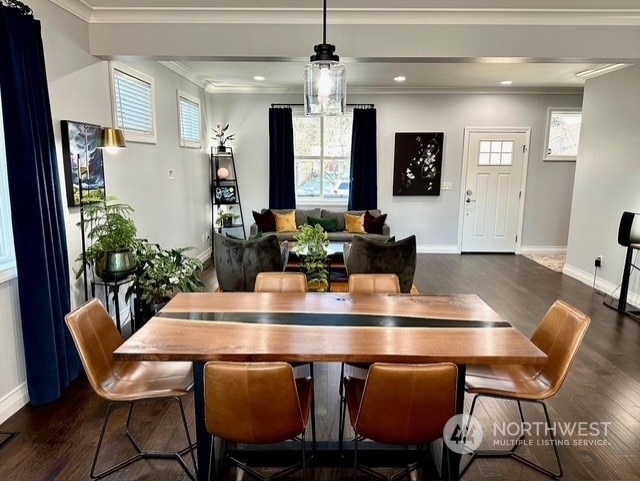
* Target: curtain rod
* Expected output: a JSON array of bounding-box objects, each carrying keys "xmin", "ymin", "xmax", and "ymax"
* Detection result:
[
  {"xmin": 1, "ymin": 0, "xmax": 32, "ymax": 15},
  {"xmin": 271, "ymin": 103, "xmax": 374, "ymax": 109}
]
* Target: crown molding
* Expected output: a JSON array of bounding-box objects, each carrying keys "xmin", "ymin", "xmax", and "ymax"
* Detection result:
[
  {"xmin": 574, "ymin": 63, "xmax": 630, "ymax": 79},
  {"xmin": 48, "ymin": 0, "xmax": 93, "ymax": 22},
  {"xmin": 159, "ymin": 61, "xmax": 215, "ymax": 91},
  {"xmin": 47, "ymin": 2, "xmax": 640, "ymax": 26}
]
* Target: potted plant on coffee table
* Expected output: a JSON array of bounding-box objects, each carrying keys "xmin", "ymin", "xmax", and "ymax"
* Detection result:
[
  {"xmin": 76, "ymin": 196, "xmax": 141, "ymax": 282},
  {"xmin": 126, "ymin": 242, "xmax": 205, "ymax": 327},
  {"xmin": 295, "ymin": 223, "xmax": 330, "ymax": 291}
]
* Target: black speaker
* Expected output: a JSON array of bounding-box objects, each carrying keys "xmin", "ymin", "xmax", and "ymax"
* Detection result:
[{"xmin": 618, "ymin": 211, "xmax": 640, "ymax": 246}]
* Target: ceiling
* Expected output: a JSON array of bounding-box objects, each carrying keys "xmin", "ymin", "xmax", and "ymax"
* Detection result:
[{"xmin": 49, "ymin": 0, "xmax": 640, "ymax": 92}]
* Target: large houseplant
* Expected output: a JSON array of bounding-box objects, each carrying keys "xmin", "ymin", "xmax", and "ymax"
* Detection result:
[
  {"xmin": 295, "ymin": 223, "xmax": 330, "ymax": 291},
  {"xmin": 76, "ymin": 196, "xmax": 141, "ymax": 281},
  {"xmin": 127, "ymin": 242, "xmax": 205, "ymax": 325}
]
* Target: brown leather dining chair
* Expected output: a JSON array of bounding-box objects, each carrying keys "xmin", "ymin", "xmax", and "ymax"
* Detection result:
[
  {"xmin": 254, "ymin": 271, "xmax": 308, "ymax": 292},
  {"xmin": 339, "ymin": 274, "xmax": 401, "ymax": 450},
  {"xmin": 64, "ymin": 299, "xmax": 196, "ymax": 480},
  {"xmin": 204, "ymin": 361, "xmax": 313, "ymax": 481},
  {"xmin": 343, "ymin": 362, "xmax": 458, "ymax": 481},
  {"xmin": 254, "ymin": 271, "xmax": 316, "ymax": 450},
  {"xmin": 460, "ymin": 299, "xmax": 591, "ymax": 479}
]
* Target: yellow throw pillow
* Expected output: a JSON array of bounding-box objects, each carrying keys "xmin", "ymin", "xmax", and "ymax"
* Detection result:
[
  {"xmin": 273, "ymin": 211, "xmax": 298, "ymax": 232},
  {"xmin": 344, "ymin": 213, "xmax": 366, "ymax": 233}
]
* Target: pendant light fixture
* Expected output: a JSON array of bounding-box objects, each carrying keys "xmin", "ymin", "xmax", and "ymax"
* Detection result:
[{"xmin": 303, "ymin": 0, "xmax": 346, "ymax": 115}]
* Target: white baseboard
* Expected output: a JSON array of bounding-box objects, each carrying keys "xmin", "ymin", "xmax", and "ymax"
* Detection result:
[
  {"xmin": 417, "ymin": 244, "xmax": 459, "ymax": 254},
  {"xmin": 198, "ymin": 248, "xmax": 211, "ymax": 263},
  {"xmin": 520, "ymin": 246, "xmax": 567, "ymax": 255},
  {"xmin": 0, "ymin": 382, "xmax": 28, "ymax": 424},
  {"xmin": 563, "ymin": 263, "xmax": 640, "ymax": 308}
]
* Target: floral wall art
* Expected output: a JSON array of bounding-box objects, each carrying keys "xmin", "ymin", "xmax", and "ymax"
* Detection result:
[{"xmin": 392, "ymin": 132, "xmax": 443, "ymax": 196}]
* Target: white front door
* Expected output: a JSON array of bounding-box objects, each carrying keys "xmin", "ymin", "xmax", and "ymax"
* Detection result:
[{"xmin": 461, "ymin": 130, "xmax": 528, "ymax": 252}]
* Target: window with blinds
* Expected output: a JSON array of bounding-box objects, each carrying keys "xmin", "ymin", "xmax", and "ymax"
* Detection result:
[
  {"xmin": 110, "ymin": 62, "xmax": 157, "ymax": 143},
  {"xmin": 0, "ymin": 96, "xmax": 16, "ymax": 281},
  {"xmin": 177, "ymin": 91, "xmax": 201, "ymax": 148}
]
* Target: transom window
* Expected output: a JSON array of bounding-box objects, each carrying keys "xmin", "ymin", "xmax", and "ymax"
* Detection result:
[
  {"xmin": 544, "ymin": 108, "xmax": 582, "ymax": 161},
  {"xmin": 478, "ymin": 140, "xmax": 514, "ymax": 165},
  {"xmin": 110, "ymin": 62, "xmax": 157, "ymax": 144},
  {"xmin": 293, "ymin": 113, "xmax": 352, "ymax": 204}
]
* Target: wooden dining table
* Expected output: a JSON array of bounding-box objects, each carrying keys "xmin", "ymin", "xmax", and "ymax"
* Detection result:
[{"xmin": 114, "ymin": 292, "xmax": 547, "ymax": 481}]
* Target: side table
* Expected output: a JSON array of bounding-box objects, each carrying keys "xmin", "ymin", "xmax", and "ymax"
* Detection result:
[{"xmin": 91, "ymin": 272, "xmax": 136, "ymax": 333}]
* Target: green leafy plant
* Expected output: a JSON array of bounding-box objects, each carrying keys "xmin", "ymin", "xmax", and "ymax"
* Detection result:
[
  {"xmin": 295, "ymin": 223, "xmax": 330, "ymax": 291},
  {"xmin": 215, "ymin": 209, "xmax": 239, "ymax": 226},
  {"xmin": 76, "ymin": 196, "xmax": 141, "ymax": 279},
  {"xmin": 126, "ymin": 243, "xmax": 205, "ymax": 306}
]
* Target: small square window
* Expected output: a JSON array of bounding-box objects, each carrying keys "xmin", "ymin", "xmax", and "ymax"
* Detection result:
[
  {"xmin": 544, "ymin": 108, "xmax": 582, "ymax": 161},
  {"xmin": 177, "ymin": 91, "xmax": 201, "ymax": 148}
]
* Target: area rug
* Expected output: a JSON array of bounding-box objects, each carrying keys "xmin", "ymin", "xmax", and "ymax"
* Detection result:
[{"xmin": 523, "ymin": 254, "xmax": 566, "ymax": 273}]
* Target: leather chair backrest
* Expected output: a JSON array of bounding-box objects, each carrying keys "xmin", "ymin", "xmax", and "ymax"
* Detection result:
[
  {"xmin": 214, "ymin": 233, "xmax": 283, "ymax": 291},
  {"xmin": 204, "ymin": 362, "xmax": 305, "ymax": 444},
  {"xmin": 355, "ymin": 363, "xmax": 457, "ymax": 445},
  {"xmin": 255, "ymin": 272, "xmax": 308, "ymax": 292},
  {"xmin": 345, "ymin": 235, "xmax": 417, "ymax": 293},
  {"xmin": 348, "ymin": 273, "xmax": 400, "ymax": 294},
  {"xmin": 64, "ymin": 299, "xmax": 124, "ymax": 399},
  {"xmin": 530, "ymin": 300, "xmax": 591, "ymax": 398}
]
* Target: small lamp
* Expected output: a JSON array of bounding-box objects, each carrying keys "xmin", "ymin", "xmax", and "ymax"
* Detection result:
[
  {"xmin": 303, "ymin": 0, "xmax": 346, "ymax": 115},
  {"xmin": 97, "ymin": 127, "xmax": 126, "ymax": 153}
]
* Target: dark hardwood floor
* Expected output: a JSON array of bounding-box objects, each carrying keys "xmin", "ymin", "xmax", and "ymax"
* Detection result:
[{"xmin": 1, "ymin": 254, "xmax": 639, "ymax": 480}]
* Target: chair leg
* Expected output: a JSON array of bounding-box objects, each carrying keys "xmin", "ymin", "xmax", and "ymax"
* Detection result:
[
  {"xmin": 459, "ymin": 394, "xmax": 563, "ymax": 480},
  {"xmin": 309, "ymin": 363, "xmax": 317, "ymax": 452},
  {"xmin": 91, "ymin": 398, "xmax": 197, "ymax": 480},
  {"xmin": 338, "ymin": 362, "xmax": 346, "ymax": 452}
]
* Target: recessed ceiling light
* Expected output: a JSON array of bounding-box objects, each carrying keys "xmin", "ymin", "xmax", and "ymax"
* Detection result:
[
  {"xmin": 500, "ymin": 80, "xmax": 513, "ymax": 85},
  {"xmin": 394, "ymin": 76, "xmax": 406, "ymax": 82},
  {"xmin": 253, "ymin": 75, "xmax": 265, "ymax": 81}
]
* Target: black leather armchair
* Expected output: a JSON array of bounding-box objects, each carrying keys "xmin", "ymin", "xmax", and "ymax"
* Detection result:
[
  {"xmin": 213, "ymin": 233, "xmax": 285, "ymax": 291},
  {"xmin": 344, "ymin": 235, "xmax": 417, "ymax": 293}
]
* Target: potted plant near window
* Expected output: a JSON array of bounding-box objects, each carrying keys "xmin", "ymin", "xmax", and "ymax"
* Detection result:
[
  {"xmin": 212, "ymin": 123, "xmax": 235, "ymax": 152},
  {"xmin": 126, "ymin": 242, "xmax": 205, "ymax": 327},
  {"xmin": 76, "ymin": 196, "xmax": 141, "ymax": 281},
  {"xmin": 295, "ymin": 223, "xmax": 330, "ymax": 291}
]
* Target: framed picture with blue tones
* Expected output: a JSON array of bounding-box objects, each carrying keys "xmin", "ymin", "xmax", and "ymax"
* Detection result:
[
  {"xmin": 392, "ymin": 132, "xmax": 443, "ymax": 196},
  {"xmin": 61, "ymin": 120, "xmax": 106, "ymax": 207}
]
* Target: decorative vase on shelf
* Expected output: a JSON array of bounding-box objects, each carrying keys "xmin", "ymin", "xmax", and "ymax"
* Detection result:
[
  {"xmin": 223, "ymin": 217, "xmax": 233, "ymax": 227},
  {"xmin": 217, "ymin": 145, "xmax": 227, "ymax": 153}
]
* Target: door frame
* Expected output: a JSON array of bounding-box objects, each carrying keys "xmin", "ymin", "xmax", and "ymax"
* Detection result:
[{"xmin": 457, "ymin": 127, "xmax": 531, "ymax": 254}]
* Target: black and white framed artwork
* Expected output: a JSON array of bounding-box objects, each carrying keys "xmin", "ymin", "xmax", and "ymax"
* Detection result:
[{"xmin": 392, "ymin": 132, "xmax": 443, "ymax": 196}]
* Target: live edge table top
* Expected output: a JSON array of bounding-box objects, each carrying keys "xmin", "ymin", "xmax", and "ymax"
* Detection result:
[{"xmin": 114, "ymin": 292, "xmax": 547, "ymax": 366}]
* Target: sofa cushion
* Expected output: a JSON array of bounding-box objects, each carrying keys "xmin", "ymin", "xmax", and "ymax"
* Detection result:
[
  {"xmin": 364, "ymin": 211, "xmax": 387, "ymax": 235},
  {"xmin": 252, "ymin": 210, "xmax": 276, "ymax": 233},
  {"xmin": 308, "ymin": 216, "xmax": 338, "ymax": 232},
  {"xmin": 345, "ymin": 213, "xmax": 366, "ymax": 233},
  {"xmin": 273, "ymin": 211, "xmax": 297, "ymax": 232},
  {"xmin": 321, "ymin": 210, "xmax": 346, "ymax": 231}
]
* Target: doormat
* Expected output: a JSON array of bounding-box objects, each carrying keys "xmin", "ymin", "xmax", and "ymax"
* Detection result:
[{"xmin": 523, "ymin": 254, "xmax": 566, "ymax": 273}]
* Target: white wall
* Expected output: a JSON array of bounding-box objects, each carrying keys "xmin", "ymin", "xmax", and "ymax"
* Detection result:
[
  {"xmin": 209, "ymin": 92, "xmax": 581, "ymax": 251},
  {"xmin": 565, "ymin": 65, "xmax": 640, "ymax": 301},
  {"xmin": 0, "ymin": 279, "xmax": 26, "ymax": 424}
]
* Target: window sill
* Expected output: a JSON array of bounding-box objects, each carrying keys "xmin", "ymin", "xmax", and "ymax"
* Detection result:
[{"xmin": 0, "ymin": 265, "xmax": 17, "ymax": 284}]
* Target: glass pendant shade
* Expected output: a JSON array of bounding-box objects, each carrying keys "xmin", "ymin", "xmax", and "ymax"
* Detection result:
[{"xmin": 304, "ymin": 60, "xmax": 346, "ymax": 115}]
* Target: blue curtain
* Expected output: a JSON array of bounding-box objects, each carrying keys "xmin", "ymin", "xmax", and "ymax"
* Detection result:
[
  {"xmin": 0, "ymin": 5, "xmax": 80, "ymax": 405},
  {"xmin": 268, "ymin": 107, "xmax": 296, "ymax": 209},
  {"xmin": 348, "ymin": 108, "xmax": 378, "ymax": 210}
]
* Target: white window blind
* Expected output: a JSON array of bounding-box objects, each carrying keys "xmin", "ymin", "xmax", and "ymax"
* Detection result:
[
  {"xmin": 0, "ymin": 93, "xmax": 16, "ymax": 281},
  {"xmin": 110, "ymin": 63, "xmax": 157, "ymax": 143},
  {"xmin": 178, "ymin": 91, "xmax": 201, "ymax": 148}
]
